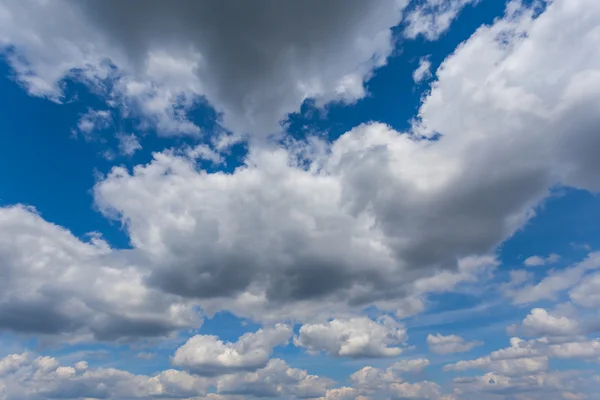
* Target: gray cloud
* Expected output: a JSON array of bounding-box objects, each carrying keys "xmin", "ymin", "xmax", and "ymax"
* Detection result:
[
  {"xmin": 0, "ymin": 0, "xmax": 407, "ymax": 137},
  {"xmin": 0, "ymin": 205, "xmax": 200, "ymax": 341}
]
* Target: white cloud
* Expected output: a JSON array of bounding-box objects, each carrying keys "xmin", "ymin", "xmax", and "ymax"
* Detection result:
[
  {"xmin": 453, "ymin": 370, "xmax": 594, "ymax": 399},
  {"xmin": 216, "ymin": 358, "xmax": 334, "ymax": 399},
  {"xmin": 426, "ymin": 333, "xmax": 482, "ymax": 355},
  {"xmin": 0, "ymin": 352, "xmax": 211, "ymax": 400},
  {"xmin": 83, "ymin": 0, "xmax": 600, "ymax": 323},
  {"xmin": 0, "ymin": 205, "xmax": 199, "ymax": 341},
  {"xmin": 0, "ymin": 0, "xmax": 408, "ymax": 136},
  {"xmin": 570, "ymin": 272, "xmax": 600, "ymax": 308},
  {"xmin": 349, "ymin": 359, "xmax": 450, "ymax": 399},
  {"xmin": 1, "ymin": 0, "xmax": 600, "ymax": 346},
  {"xmin": 521, "ymin": 308, "xmax": 581, "ymax": 337},
  {"xmin": 76, "ymin": 109, "xmax": 112, "ymax": 139},
  {"xmin": 404, "ymin": 0, "xmax": 479, "ymax": 40},
  {"xmin": 319, "ymin": 387, "xmax": 361, "ymax": 400},
  {"xmin": 524, "ymin": 253, "xmax": 561, "ymax": 267},
  {"xmin": 115, "ymin": 133, "xmax": 142, "ymax": 156},
  {"xmin": 295, "ymin": 317, "xmax": 407, "ymax": 358},
  {"xmin": 413, "ymin": 57, "xmax": 432, "ymax": 83},
  {"xmin": 510, "ymin": 252, "xmax": 600, "ymax": 304},
  {"xmin": 172, "ymin": 324, "xmax": 292, "ymax": 376},
  {"xmin": 446, "ymin": 334, "xmax": 600, "ymax": 384},
  {"xmin": 0, "ymin": 351, "xmax": 334, "ymax": 400},
  {"xmin": 445, "ymin": 354, "xmax": 549, "ymax": 376}
]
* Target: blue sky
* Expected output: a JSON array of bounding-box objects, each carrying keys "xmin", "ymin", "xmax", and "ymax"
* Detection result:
[{"xmin": 0, "ymin": 0, "xmax": 599, "ymax": 399}]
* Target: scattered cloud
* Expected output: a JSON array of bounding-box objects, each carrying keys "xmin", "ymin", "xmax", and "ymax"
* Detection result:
[
  {"xmin": 115, "ymin": 133, "xmax": 142, "ymax": 156},
  {"xmin": 294, "ymin": 317, "xmax": 407, "ymax": 358},
  {"xmin": 172, "ymin": 324, "xmax": 292, "ymax": 376},
  {"xmin": 427, "ymin": 333, "xmax": 483, "ymax": 355},
  {"xmin": 413, "ymin": 56, "xmax": 432, "ymax": 83},
  {"xmin": 404, "ymin": 0, "xmax": 479, "ymax": 40},
  {"xmin": 524, "ymin": 253, "xmax": 561, "ymax": 267}
]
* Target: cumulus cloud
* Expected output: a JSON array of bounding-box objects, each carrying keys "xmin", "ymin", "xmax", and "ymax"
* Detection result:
[
  {"xmin": 570, "ymin": 272, "xmax": 600, "ymax": 308},
  {"xmin": 524, "ymin": 253, "xmax": 561, "ymax": 267},
  {"xmin": 216, "ymin": 358, "xmax": 334, "ymax": 399},
  {"xmin": 1, "ymin": 0, "xmax": 600, "ymax": 345},
  {"xmin": 294, "ymin": 317, "xmax": 407, "ymax": 358},
  {"xmin": 413, "ymin": 56, "xmax": 432, "ymax": 83},
  {"xmin": 0, "ymin": 352, "xmax": 211, "ymax": 400},
  {"xmin": 76, "ymin": 109, "xmax": 112, "ymax": 137},
  {"xmin": 349, "ymin": 359, "xmax": 451, "ymax": 399},
  {"xmin": 0, "ymin": 351, "xmax": 334, "ymax": 400},
  {"xmin": 89, "ymin": 0, "xmax": 600, "ymax": 322},
  {"xmin": 521, "ymin": 308, "xmax": 581, "ymax": 337},
  {"xmin": 446, "ymin": 335, "xmax": 600, "ymax": 384},
  {"xmin": 0, "ymin": 205, "xmax": 199, "ymax": 341},
  {"xmin": 509, "ymin": 252, "xmax": 600, "ymax": 304},
  {"xmin": 172, "ymin": 324, "xmax": 292, "ymax": 376},
  {"xmin": 0, "ymin": 0, "xmax": 408, "ymax": 136},
  {"xmin": 453, "ymin": 370, "xmax": 594, "ymax": 400},
  {"xmin": 404, "ymin": 0, "xmax": 479, "ymax": 40},
  {"xmin": 116, "ymin": 133, "xmax": 142, "ymax": 156},
  {"xmin": 426, "ymin": 333, "xmax": 482, "ymax": 355}
]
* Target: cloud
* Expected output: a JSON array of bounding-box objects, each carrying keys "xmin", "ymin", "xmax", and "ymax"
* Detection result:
[
  {"xmin": 2, "ymin": 0, "xmax": 600, "ymax": 342},
  {"xmin": 445, "ymin": 354, "xmax": 549, "ymax": 377},
  {"xmin": 426, "ymin": 333, "xmax": 482, "ymax": 355},
  {"xmin": 0, "ymin": 0, "xmax": 408, "ymax": 136},
  {"xmin": 216, "ymin": 358, "xmax": 334, "ymax": 398},
  {"xmin": 0, "ymin": 352, "xmax": 211, "ymax": 400},
  {"xmin": 521, "ymin": 308, "xmax": 581, "ymax": 337},
  {"xmin": 0, "ymin": 205, "xmax": 199, "ymax": 341},
  {"xmin": 445, "ymin": 334, "xmax": 600, "ymax": 383},
  {"xmin": 453, "ymin": 370, "xmax": 594, "ymax": 399},
  {"xmin": 76, "ymin": 109, "xmax": 112, "ymax": 135},
  {"xmin": 524, "ymin": 253, "xmax": 561, "ymax": 267},
  {"xmin": 509, "ymin": 252, "xmax": 600, "ymax": 304},
  {"xmin": 0, "ymin": 351, "xmax": 334, "ymax": 400},
  {"xmin": 570, "ymin": 272, "xmax": 600, "ymax": 308},
  {"xmin": 404, "ymin": 0, "xmax": 479, "ymax": 40},
  {"xmin": 172, "ymin": 324, "xmax": 292, "ymax": 376},
  {"xmin": 116, "ymin": 133, "xmax": 142, "ymax": 156},
  {"xmin": 349, "ymin": 359, "xmax": 451, "ymax": 399},
  {"xmin": 413, "ymin": 56, "xmax": 432, "ymax": 83},
  {"xmin": 5, "ymin": 0, "xmax": 574, "ymax": 326},
  {"xmin": 294, "ymin": 317, "xmax": 407, "ymax": 358}
]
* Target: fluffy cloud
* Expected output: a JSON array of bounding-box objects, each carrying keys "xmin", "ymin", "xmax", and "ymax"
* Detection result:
[
  {"xmin": 404, "ymin": 0, "xmax": 479, "ymax": 40},
  {"xmin": 445, "ymin": 354, "xmax": 549, "ymax": 376},
  {"xmin": 524, "ymin": 253, "xmax": 561, "ymax": 267},
  {"xmin": 413, "ymin": 56, "xmax": 432, "ymax": 83},
  {"xmin": 0, "ymin": 352, "xmax": 211, "ymax": 400},
  {"xmin": 570, "ymin": 272, "xmax": 600, "ymax": 308},
  {"xmin": 116, "ymin": 133, "xmax": 142, "ymax": 156},
  {"xmin": 426, "ymin": 333, "xmax": 482, "ymax": 355},
  {"xmin": 349, "ymin": 359, "xmax": 450, "ymax": 399},
  {"xmin": 216, "ymin": 358, "xmax": 334, "ymax": 398},
  {"xmin": 294, "ymin": 317, "xmax": 407, "ymax": 358},
  {"xmin": 453, "ymin": 370, "xmax": 594, "ymax": 400},
  {"xmin": 446, "ymin": 335, "xmax": 600, "ymax": 381},
  {"xmin": 0, "ymin": 205, "xmax": 199, "ymax": 341},
  {"xmin": 2, "ymin": 0, "xmax": 600, "ymax": 347},
  {"xmin": 521, "ymin": 308, "xmax": 581, "ymax": 337},
  {"xmin": 90, "ymin": 0, "xmax": 600, "ymax": 321},
  {"xmin": 0, "ymin": 0, "xmax": 408, "ymax": 136},
  {"xmin": 0, "ymin": 351, "xmax": 334, "ymax": 400},
  {"xmin": 172, "ymin": 324, "xmax": 292, "ymax": 376},
  {"xmin": 509, "ymin": 253, "xmax": 600, "ymax": 304}
]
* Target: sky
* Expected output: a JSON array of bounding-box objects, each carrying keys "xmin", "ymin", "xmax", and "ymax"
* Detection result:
[{"xmin": 0, "ymin": 0, "xmax": 599, "ymax": 399}]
